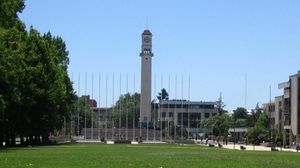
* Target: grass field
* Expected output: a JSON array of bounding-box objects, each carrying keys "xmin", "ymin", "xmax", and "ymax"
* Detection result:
[{"xmin": 1, "ymin": 143, "xmax": 300, "ymax": 168}]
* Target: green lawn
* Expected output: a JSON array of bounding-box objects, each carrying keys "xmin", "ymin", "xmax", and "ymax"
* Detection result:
[{"xmin": 0, "ymin": 143, "xmax": 299, "ymax": 168}]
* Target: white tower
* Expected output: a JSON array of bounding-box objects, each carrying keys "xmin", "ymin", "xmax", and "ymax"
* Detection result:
[{"xmin": 140, "ymin": 29, "xmax": 153, "ymax": 128}]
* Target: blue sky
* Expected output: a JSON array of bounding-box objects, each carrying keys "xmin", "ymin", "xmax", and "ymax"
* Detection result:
[{"xmin": 19, "ymin": 0, "xmax": 300, "ymax": 111}]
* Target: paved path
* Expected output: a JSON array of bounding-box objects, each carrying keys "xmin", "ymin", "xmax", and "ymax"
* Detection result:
[{"xmin": 216, "ymin": 144, "xmax": 297, "ymax": 152}]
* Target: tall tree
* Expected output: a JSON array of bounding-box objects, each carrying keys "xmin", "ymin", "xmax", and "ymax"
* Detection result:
[
  {"xmin": 22, "ymin": 28, "xmax": 76, "ymax": 144},
  {"xmin": 0, "ymin": 0, "xmax": 27, "ymax": 145},
  {"xmin": 0, "ymin": 0, "xmax": 75, "ymax": 146}
]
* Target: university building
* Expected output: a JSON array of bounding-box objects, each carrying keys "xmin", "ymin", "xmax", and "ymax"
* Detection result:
[
  {"xmin": 156, "ymin": 100, "xmax": 219, "ymax": 131},
  {"xmin": 82, "ymin": 95, "xmax": 112, "ymax": 128},
  {"xmin": 273, "ymin": 70, "xmax": 300, "ymax": 146},
  {"xmin": 263, "ymin": 102, "xmax": 275, "ymax": 131}
]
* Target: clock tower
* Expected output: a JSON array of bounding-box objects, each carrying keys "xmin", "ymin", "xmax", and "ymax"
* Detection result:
[{"xmin": 140, "ymin": 29, "xmax": 153, "ymax": 128}]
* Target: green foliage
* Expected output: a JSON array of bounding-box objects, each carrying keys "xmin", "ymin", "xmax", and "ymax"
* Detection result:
[
  {"xmin": 0, "ymin": 1, "xmax": 75, "ymax": 146},
  {"xmin": 112, "ymin": 93, "xmax": 140, "ymax": 128},
  {"xmin": 275, "ymin": 133, "xmax": 283, "ymax": 146},
  {"xmin": 233, "ymin": 107, "xmax": 248, "ymax": 120},
  {"xmin": 157, "ymin": 88, "xmax": 169, "ymax": 101},
  {"xmin": 0, "ymin": 0, "xmax": 25, "ymax": 30},
  {"xmin": 71, "ymin": 97, "xmax": 95, "ymax": 135},
  {"xmin": 246, "ymin": 112, "xmax": 269, "ymax": 145},
  {"xmin": 201, "ymin": 114, "xmax": 232, "ymax": 137},
  {"xmin": 234, "ymin": 118, "xmax": 248, "ymax": 127}
]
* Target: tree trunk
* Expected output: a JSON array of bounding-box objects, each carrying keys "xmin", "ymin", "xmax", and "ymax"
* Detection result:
[
  {"xmin": 36, "ymin": 135, "xmax": 41, "ymax": 144},
  {"xmin": 0, "ymin": 134, "xmax": 3, "ymax": 147},
  {"xmin": 25, "ymin": 136, "xmax": 28, "ymax": 145},
  {"xmin": 29, "ymin": 135, "xmax": 34, "ymax": 145},
  {"xmin": 20, "ymin": 135, "xmax": 24, "ymax": 146},
  {"xmin": 42, "ymin": 133, "xmax": 49, "ymax": 144},
  {"xmin": 5, "ymin": 133, "xmax": 10, "ymax": 147},
  {"xmin": 10, "ymin": 132, "xmax": 16, "ymax": 146}
]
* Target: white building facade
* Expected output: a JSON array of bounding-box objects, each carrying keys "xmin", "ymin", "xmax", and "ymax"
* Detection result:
[
  {"xmin": 157, "ymin": 100, "xmax": 219, "ymax": 130},
  {"xmin": 275, "ymin": 71, "xmax": 300, "ymax": 146}
]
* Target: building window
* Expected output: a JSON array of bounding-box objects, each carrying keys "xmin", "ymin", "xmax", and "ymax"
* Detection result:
[
  {"xmin": 205, "ymin": 113, "xmax": 210, "ymax": 118},
  {"xmin": 191, "ymin": 105, "xmax": 200, "ymax": 109},
  {"xmin": 162, "ymin": 112, "xmax": 166, "ymax": 117}
]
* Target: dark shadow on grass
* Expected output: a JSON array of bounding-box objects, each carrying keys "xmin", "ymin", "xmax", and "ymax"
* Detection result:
[{"xmin": 0, "ymin": 142, "xmax": 77, "ymax": 152}]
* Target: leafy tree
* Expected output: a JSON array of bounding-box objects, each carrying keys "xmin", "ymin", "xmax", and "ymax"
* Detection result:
[
  {"xmin": 0, "ymin": 0, "xmax": 75, "ymax": 146},
  {"xmin": 246, "ymin": 112, "xmax": 269, "ymax": 145},
  {"xmin": 0, "ymin": 0, "xmax": 25, "ymax": 30},
  {"xmin": 232, "ymin": 107, "xmax": 248, "ymax": 120},
  {"xmin": 247, "ymin": 107, "xmax": 263, "ymax": 127},
  {"xmin": 21, "ymin": 28, "xmax": 75, "ymax": 144},
  {"xmin": 201, "ymin": 114, "xmax": 232, "ymax": 138},
  {"xmin": 234, "ymin": 118, "xmax": 248, "ymax": 128},
  {"xmin": 112, "ymin": 93, "xmax": 140, "ymax": 128},
  {"xmin": 0, "ymin": 4, "xmax": 27, "ymax": 145}
]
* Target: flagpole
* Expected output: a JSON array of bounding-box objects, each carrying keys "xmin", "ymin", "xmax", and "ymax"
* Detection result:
[
  {"xmin": 168, "ymin": 74, "xmax": 171, "ymax": 139},
  {"xmin": 119, "ymin": 74, "xmax": 122, "ymax": 140},
  {"xmin": 181, "ymin": 74, "xmax": 183, "ymax": 139},
  {"xmin": 112, "ymin": 73, "xmax": 115, "ymax": 140},
  {"xmin": 98, "ymin": 73, "xmax": 101, "ymax": 140},
  {"xmin": 77, "ymin": 73, "xmax": 80, "ymax": 138},
  {"xmin": 153, "ymin": 74, "xmax": 156, "ymax": 141},
  {"xmin": 126, "ymin": 74, "xmax": 128, "ymax": 140},
  {"xmin": 133, "ymin": 74, "xmax": 136, "ymax": 141},
  {"xmin": 188, "ymin": 75, "xmax": 190, "ymax": 141},
  {"xmin": 105, "ymin": 73, "xmax": 108, "ymax": 140},
  {"xmin": 91, "ymin": 73, "xmax": 94, "ymax": 140},
  {"xmin": 160, "ymin": 74, "xmax": 163, "ymax": 141},
  {"xmin": 70, "ymin": 73, "xmax": 73, "ymax": 137},
  {"xmin": 84, "ymin": 72, "xmax": 87, "ymax": 139},
  {"xmin": 174, "ymin": 74, "xmax": 177, "ymax": 139}
]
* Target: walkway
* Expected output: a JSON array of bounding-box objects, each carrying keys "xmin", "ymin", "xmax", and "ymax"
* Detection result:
[{"xmin": 219, "ymin": 144, "xmax": 296, "ymax": 152}]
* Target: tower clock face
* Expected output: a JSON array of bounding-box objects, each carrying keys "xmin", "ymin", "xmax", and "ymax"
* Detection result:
[{"xmin": 144, "ymin": 37, "xmax": 150, "ymax": 43}]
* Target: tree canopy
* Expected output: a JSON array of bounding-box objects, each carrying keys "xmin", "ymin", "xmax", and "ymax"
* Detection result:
[
  {"xmin": 232, "ymin": 107, "xmax": 248, "ymax": 120},
  {"xmin": 201, "ymin": 114, "xmax": 232, "ymax": 138},
  {"xmin": 246, "ymin": 111, "xmax": 269, "ymax": 145},
  {"xmin": 0, "ymin": 0, "xmax": 75, "ymax": 146}
]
